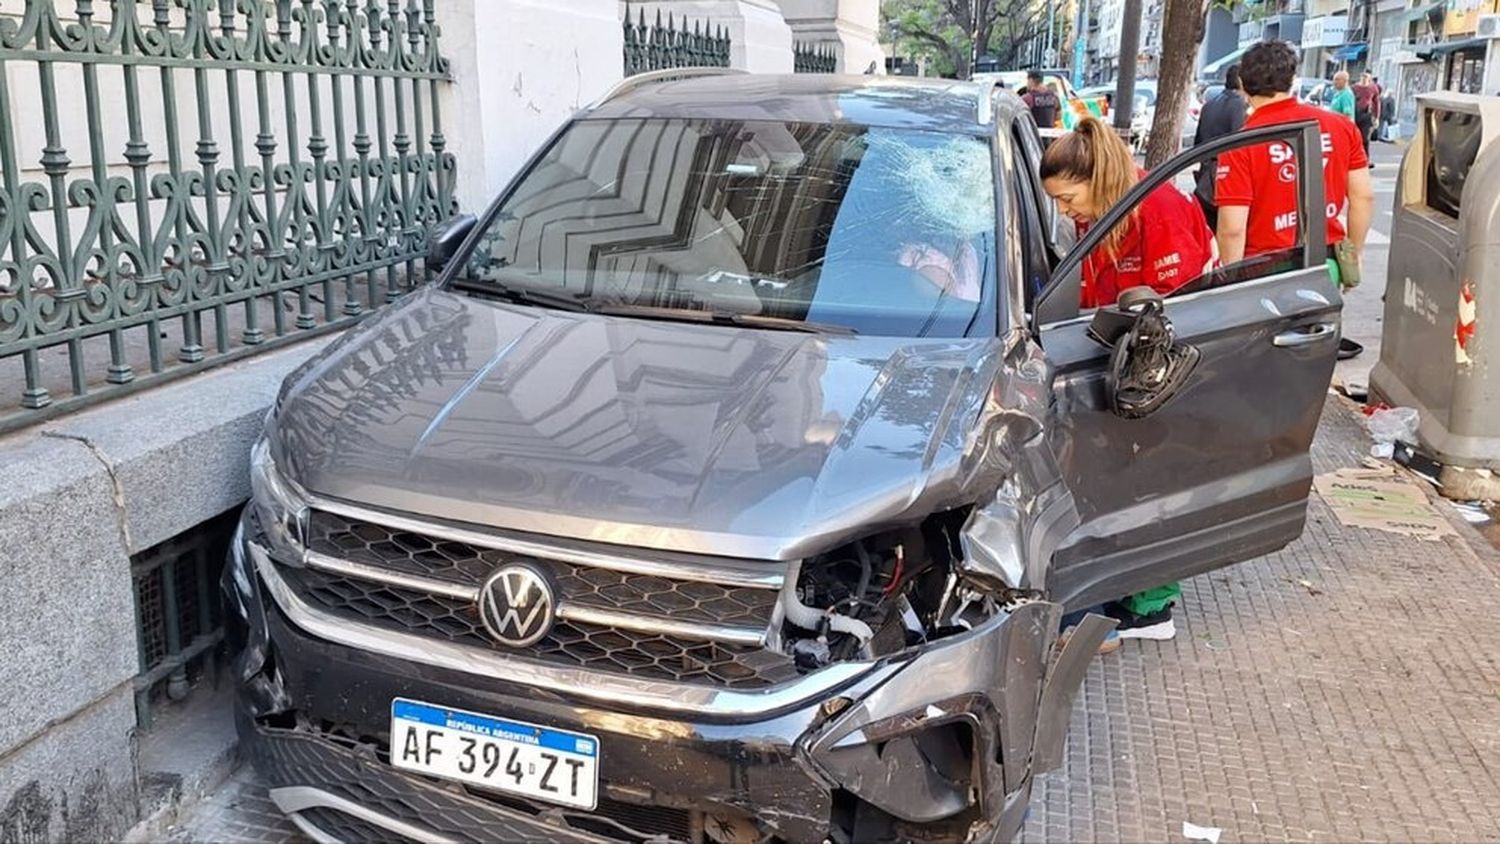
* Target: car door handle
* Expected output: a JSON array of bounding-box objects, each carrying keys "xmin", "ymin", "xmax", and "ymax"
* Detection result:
[{"xmin": 1273, "ymin": 322, "xmax": 1338, "ymax": 348}]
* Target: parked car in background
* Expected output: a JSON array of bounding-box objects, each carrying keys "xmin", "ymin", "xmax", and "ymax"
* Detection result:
[
  {"xmin": 1300, "ymin": 79, "xmax": 1335, "ymax": 107},
  {"xmin": 1132, "ymin": 80, "xmax": 1200, "ymax": 151},
  {"xmin": 226, "ymin": 71, "xmax": 1343, "ymax": 844},
  {"xmin": 1078, "ymin": 80, "xmax": 1197, "ymax": 152}
]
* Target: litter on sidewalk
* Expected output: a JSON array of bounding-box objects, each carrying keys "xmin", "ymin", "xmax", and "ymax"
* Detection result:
[
  {"xmin": 1364, "ymin": 406, "xmax": 1419, "ymax": 458},
  {"xmin": 1314, "ymin": 466, "xmax": 1459, "ymax": 541},
  {"xmin": 1182, "ymin": 820, "xmax": 1223, "ymax": 844}
]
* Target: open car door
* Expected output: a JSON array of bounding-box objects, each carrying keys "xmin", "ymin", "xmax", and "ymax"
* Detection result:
[{"xmin": 1032, "ymin": 122, "xmax": 1342, "ymax": 611}]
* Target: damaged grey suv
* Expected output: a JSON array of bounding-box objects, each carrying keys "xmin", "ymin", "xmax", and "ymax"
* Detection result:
[{"xmin": 225, "ymin": 71, "xmax": 1342, "ymax": 843}]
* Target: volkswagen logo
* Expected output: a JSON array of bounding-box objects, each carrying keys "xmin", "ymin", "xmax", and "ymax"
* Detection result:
[{"xmin": 476, "ymin": 564, "xmax": 556, "ymax": 648}]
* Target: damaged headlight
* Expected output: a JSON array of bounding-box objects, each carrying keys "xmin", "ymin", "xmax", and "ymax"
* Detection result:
[{"xmin": 248, "ymin": 437, "xmax": 308, "ymax": 564}]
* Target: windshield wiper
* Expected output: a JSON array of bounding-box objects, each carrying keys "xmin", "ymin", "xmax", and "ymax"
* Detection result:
[
  {"xmin": 448, "ymin": 279, "xmax": 854, "ymax": 334},
  {"xmin": 591, "ymin": 303, "xmax": 855, "ymax": 335},
  {"xmin": 448, "ymin": 277, "xmax": 593, "ymax": 312}
]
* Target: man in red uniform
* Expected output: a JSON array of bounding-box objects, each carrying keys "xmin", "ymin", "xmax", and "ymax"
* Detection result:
[{"xmin": 1214, "ymin": 41, "xmax": 1375, "ymax": 268}]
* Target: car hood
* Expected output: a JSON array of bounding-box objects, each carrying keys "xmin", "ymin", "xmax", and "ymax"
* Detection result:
[{"xmin": 271, "ymin": 288, "xmax": 1004, "ymax": 560}]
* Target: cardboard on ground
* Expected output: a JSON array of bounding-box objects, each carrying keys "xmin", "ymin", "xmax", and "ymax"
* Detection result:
[{"xmin": 1314, "ymin": 467, "xmax": 1459, "ymax": 541}]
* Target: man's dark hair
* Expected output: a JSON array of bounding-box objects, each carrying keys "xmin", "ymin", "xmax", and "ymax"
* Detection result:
[
  {"xmin": 1224, "ymin": 64, "xmax": 1242, "ymax": 92},
  {"xmin": 1238, "ymin": 41, "xmax": 1297, "ymax": 97},
  {"xmin": 1027, "ymin": 70, "xmax": 1043, "ymax": 83}
]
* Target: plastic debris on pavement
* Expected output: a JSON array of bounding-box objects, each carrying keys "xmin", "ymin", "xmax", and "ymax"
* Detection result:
[
  {"xmin": 1450, "ymin": 500, "xmax": 1491, "ymax": 524},
  {"xmin": 1183, "ymin": 821, "xmax": 1223, "ymax": 844},
  {"xmin": 1365, "ymin": 406, "xmax": 1420, "ymax": 458},
  {"xmin": 1314, "ymin": 466, "xmax": 1459, "ymax": 541}
]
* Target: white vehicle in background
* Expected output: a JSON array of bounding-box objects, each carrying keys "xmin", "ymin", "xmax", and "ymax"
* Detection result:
[
  {"xmin": 973, "ymin": 70, "xmax": 1107, "ymax": 138},
  {"xmin": 1076, "ymin": 80, "xmax": 1199, "ymax": 152},
  {"xmin": 1131, "ymin": 80, "xmax": 1200, "ymax": 151}
]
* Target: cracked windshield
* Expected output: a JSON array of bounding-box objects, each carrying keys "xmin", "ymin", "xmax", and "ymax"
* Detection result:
[{"xmin": 460, "ymin": 118, "xmax": 997, "ymax": 337}]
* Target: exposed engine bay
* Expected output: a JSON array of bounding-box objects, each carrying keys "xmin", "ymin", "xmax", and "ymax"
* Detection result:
[{"xmin": 778, "ymin": 510, "xmax": 1038, "ymax": 671}]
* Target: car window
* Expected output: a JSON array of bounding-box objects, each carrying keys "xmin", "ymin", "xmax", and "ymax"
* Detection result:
[
  {"xmin": 1072, "ymin": 166, "xmax": 1306, "ymax": 314},
  {"xmin": 1005, "ymin": 124, "xmax": 1050, "ymax": 305},
  {"xmin": 459, "ymin": 119, "xmax": 999, "ymax": 338},
  {"xmin": 1011, "ymin": 114, "xmax": 1069, "ymax": 264},
  {"xmin": 1033, "ymin": 124, "xmax": 1324, "ymax": 324}
]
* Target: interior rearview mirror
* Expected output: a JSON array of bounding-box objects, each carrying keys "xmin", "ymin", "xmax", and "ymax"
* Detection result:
[{"xmin": 428, "ymin": 213, "xmax": 477, "ymax": 274}]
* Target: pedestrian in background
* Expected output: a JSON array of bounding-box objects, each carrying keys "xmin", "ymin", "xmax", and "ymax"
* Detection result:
[
  {"xmin": 1330, "ymin": 70, "xmax": 1356, "ymax": 121},
  {"xmin": 1353, "ymin": 71, "xmax": 1381, "ymax": 163},
  {"xmin": 1380, "ymin": 84, "xmax": 1398, "ymax": 141},
  {"xmin": 1192, "ymin": 64, "xmax": 1248, "ymax": 230},
  {"xmin": 1215, "ymin": 41, "xmax": 1375, "ymax": 360},
  {"xmin": 1023, "ymin": 71, "xmax": 1060, "ymax": 130}
]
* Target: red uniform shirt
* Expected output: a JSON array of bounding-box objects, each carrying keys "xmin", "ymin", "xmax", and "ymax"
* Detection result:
[
  {"xmin": 1078, "ymin": 175, "xmax": 1215, "ymax": 309},
  {"xmin": 1214, "ymin": 97, "xmax": 1369, "ymax": 256}
]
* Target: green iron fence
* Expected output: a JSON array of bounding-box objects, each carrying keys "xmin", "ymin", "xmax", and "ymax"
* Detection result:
[
  {"xmin": 794, "ymin": 41, "xmax": 837, "ymax": 74},
  {"xmin": 622, "ymin": 6, "xmax": 730, "ymax": 77},
  {"xmin": 0, "ymin": 0, "xmax": 456, "ymax": 434}
]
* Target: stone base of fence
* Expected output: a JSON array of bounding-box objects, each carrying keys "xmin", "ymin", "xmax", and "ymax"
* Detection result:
[{"xmin": 0, "ymin": 337, "xmax": 331, "ymax": 842}]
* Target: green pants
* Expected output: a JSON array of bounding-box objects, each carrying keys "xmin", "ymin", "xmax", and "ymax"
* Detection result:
[{"xmin": 1123, "ymin": 582, "xmax": 1180, "ymax": 616}]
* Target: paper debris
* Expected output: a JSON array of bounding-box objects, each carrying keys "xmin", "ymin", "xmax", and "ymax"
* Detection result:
[
  {"xmin": 1314, "ymin": 467, "xmax": 1459, "ymax": 541},
  {"xmin": 1286, "ymin": 577, "xmax": 1324, "ymax": 597},
  {"xmin": 1183, "ymin": 821, "xmax": 1223, "ymax": 844}
]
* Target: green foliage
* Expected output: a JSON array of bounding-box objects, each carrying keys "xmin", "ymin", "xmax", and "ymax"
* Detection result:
[{"xmin": 882, "ymin": 0, "xmax": 1048, "ymax": 77}]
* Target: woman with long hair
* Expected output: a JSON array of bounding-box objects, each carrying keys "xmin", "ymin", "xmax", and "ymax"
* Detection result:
[
  {"xmin": 1039, "ymin": 117, "xmax": 1214, "ymax": 648},
  {"xmin": 1040, "ymin": 117, "xmax": 1215, "ymax": 310}
]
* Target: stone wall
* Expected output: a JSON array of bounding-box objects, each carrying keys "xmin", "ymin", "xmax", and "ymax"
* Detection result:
[
  {"xmin": 440, "ymin": 0, "xmax": 882, "ymax": 210},
  {"xmin": 0, "ymin": 340, "xmax": 330, "ymax": 841},
  {"xmin": 440, "ymin": 0, "xmax": 626, "ymax": 212}
]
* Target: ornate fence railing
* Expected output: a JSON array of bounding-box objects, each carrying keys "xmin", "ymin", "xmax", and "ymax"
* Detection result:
[
  {"xmin": 622, "ymin": 6, "xmax": 729, "ymax": 77},
  {"xmin": 0, "ymin": 0, "xmax": 455, "ymax": 433},
  {"xmin": 794, "ymin": 41, "xmax": 837, "ymax": 73}
]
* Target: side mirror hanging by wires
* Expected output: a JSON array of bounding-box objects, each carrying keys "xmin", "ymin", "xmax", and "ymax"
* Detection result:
[{"xmin": 1100, "ymin": 287, "xmax": 1201, "ymax": 419}]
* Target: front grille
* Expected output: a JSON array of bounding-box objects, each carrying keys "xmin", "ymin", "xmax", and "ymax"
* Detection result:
[
  {"xmin": 284, "ymin": 566, "xmax": 799, "ymax": 688},
  {"xmin": 297, "ymin": 806, "xmax": 407, "ymax": 843},
  {"xmin": 461, "ymin": 789, "xmax": 695, "ymax": 844},
  {"xmin": 307, "ymin": 510, "xmax": 778, "ymax": 629}
]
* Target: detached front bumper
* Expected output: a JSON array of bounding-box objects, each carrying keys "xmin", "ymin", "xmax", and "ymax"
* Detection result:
[{"xmin": 225, "ymin": 516, "xmax": 1110, "ymax": 843}]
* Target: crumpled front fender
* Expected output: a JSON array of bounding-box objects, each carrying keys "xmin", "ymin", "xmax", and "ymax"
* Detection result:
[
  {"xmin": 223, "ymin": 512, "xmax": 294, "ymax": 718},
  {"xmin": 801, "ymin": 601, "xmax": 1112, "ymax": 838}
]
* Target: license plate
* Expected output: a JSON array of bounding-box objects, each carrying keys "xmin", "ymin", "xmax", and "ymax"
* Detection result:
[{"xmin": 390, "ymin": 698, "xmax": 599, "ymax": 810}]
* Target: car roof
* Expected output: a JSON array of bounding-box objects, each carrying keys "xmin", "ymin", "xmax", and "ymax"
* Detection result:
[{"xmin": 587, "ymin": 73, "xmax": 999, "ymax": 133}]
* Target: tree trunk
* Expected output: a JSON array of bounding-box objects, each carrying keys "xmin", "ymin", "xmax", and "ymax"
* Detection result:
[{"xmin": 1143, "ymin": 0, "xmax": 1207, "ymax": 168}]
